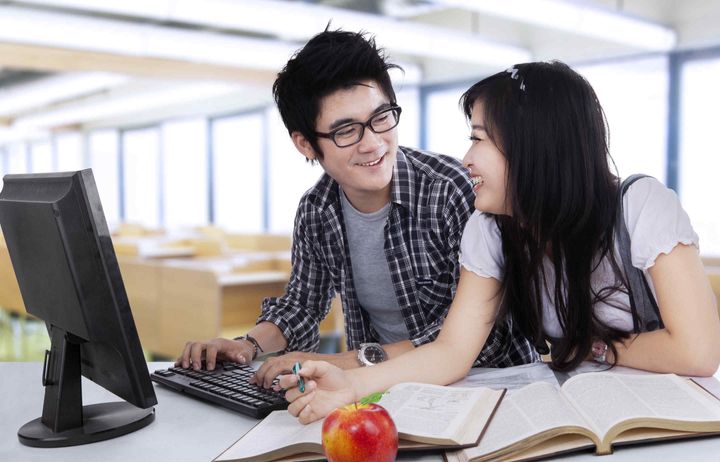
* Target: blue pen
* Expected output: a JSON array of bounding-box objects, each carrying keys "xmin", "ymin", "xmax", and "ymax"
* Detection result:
[{"xmin": 292, "ymin": 361, "xmax": 305, "ymax": 393}]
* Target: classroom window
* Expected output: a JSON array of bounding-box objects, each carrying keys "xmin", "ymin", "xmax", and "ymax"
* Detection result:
[
  {"xmin": 425, "ymin": 85, "xmax": 470, "ymax": 159},
  {"xmin": 396, "ymin": 86, "xmax": 421, "ymax": 149},
  {"xmin": 161, "ymin": 118, "xmax": 209, "ymax": 230},
  {"xmin": 29, "ymin": 140, "xmax": 54, "ymax": 173},
  {"xmin": 6, "ymin": 142, "xmax": 28, "ymax": 174},
  {"xmin": 577, "ymin": 57, "xmax": 669, "ymax": 182},
  {"xmin": 88, "ymin": 130, "xmax": 120, "ymax": 227},
  {"xmin": 679, "ymin": 56, "xmax": 720, "ymax": 256},
  {"xmin": 266, "ymin": 107, "xmax": 323, "ymax": 234},
  {"xmin": 211, "ymin": 112, "xmax": 264, "ymax": 233},
  {"xmin": 122, "ymin": 127, "xmax": 161, "ymax": 229},
  {"xmin": 55, "ymin": 132, "xmax": 85, "ymax": 172}
]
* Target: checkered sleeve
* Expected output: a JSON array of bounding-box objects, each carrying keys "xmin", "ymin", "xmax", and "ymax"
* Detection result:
[{"xmin": 257, "ymin": 201, "xmax": 334, "ymax": 352}]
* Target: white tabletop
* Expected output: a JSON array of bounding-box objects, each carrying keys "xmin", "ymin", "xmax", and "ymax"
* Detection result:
[
  {"xmin": 1, "ymin": 362, "xmax": 258, "ymax": 462},
  {"xmin": 1, "ymin": 362, "xmax": 719, "ymax": 462}
]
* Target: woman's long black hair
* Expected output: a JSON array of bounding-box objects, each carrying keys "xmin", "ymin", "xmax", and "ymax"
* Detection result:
[{"xmin": 461, "ymin": 61, "xmax": 633, "ymax": 371}]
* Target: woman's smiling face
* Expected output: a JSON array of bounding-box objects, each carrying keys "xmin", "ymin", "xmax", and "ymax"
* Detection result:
[{"xmin": 462, "ymin": 100, "xmax": 511, "ymax": 216}]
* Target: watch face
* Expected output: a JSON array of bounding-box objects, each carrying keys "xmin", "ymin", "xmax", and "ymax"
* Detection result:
[{"xmin": 363, "ymin": 344, "xmax": 386, "ymax": 364}]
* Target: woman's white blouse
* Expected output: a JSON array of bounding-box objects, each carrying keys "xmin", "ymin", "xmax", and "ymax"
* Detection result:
[{"xmin": 459, "ymin": 177, "xmax": 700, "ymax": 338}]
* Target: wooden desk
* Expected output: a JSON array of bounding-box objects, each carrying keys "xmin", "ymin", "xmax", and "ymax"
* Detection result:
[
  {"xmin": 119, "ymin": 256, "xmax": 291, "ymax": 359},
  {"xmin": 0, "ymin": 242, "xmax": 25, "ymax": 316},
  {"xmin": 112, "ymin": 236, "xmax": 196, "ymax": 258},
  {"xmin": 218, "ymin": 272, "xmax": 290, "ymax": 328},
  {"xmin": 147, "ymin": 260, "xmax": 344, "ymax": 358},
  {"xmin": 0, "ymin": 246, "xmax": 343, "ymax": 359},
  {"xmin": 0, "ymin": 230, "xmax": 345, "ymax": 359}
]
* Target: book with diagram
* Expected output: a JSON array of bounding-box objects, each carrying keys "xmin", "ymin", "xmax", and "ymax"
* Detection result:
[{"xmin": 214, "ymin": 382, "xmax": 505, "ymax": 462}]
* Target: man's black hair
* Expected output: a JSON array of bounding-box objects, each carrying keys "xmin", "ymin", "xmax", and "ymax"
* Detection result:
[{"xmin": 272, "ymin": 28, "xmax": 401, "ymax": 160}]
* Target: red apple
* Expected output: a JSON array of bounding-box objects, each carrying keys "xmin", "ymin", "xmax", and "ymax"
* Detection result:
[{"xmin": 321, "ymin": 402, "xmax": 398, "ymax": 462}]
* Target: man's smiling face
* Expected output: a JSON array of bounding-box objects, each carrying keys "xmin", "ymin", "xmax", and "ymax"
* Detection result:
[{"xmin": 311, "ymin": 80, "xmax": 398, "ymax": 212}]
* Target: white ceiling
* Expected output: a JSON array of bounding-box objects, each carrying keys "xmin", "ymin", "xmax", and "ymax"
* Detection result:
[{"xmin": 1, "ymin": 0, "xmax": 719, "ymax": 140}]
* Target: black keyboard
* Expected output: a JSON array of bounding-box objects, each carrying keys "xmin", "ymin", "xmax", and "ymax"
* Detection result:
[{"xmin": 150, "ymin": 362, "xmax": 288, "ymax": 419}]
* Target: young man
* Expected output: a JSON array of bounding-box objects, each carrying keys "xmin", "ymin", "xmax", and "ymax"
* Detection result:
[{"xmin": 176, "ymin": 29, "xmax": 538, "ymax": 387}]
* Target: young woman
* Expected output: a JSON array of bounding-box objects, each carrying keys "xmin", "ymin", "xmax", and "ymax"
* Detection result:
[{"xmin": 279, "ymin": 61, "xmax": 720, "ymax": 424}]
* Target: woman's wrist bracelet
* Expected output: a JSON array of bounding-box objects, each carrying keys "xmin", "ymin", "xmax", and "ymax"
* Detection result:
[{"xmin": 591, "ymin": 339, "xmax": 609, "ymax": 364}]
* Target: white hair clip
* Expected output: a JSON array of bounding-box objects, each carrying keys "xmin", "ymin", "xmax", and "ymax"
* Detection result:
[{"xmin": 506, "ymin": 66, "xmax": 526, "ymax": 92}]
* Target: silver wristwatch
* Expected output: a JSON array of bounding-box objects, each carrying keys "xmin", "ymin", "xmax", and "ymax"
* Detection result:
[{"xmin": 357, "ymin": 342, "xmax": 388, "ymax": 367}]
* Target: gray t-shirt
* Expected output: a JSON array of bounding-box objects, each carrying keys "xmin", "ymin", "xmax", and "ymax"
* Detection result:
[{"xmin": 340, "ymin": 189, "xmax": 409, "ymax": 344}]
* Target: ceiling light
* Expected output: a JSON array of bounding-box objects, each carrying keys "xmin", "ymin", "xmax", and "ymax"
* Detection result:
[
  {"xmin": 0, "ymin": 5, "xmax": 299, "ymax": 72},
  {"xmin": 11, "ymin": 0, "xmax": 531, "ymax": 66},
  {"xmin": 0, "ymin": 127, "xmax": 49, "ymax": 145},
  {"xmin": 12, "ymin": 82, "xmax": 238, "ymax": 129},
  {"xmin": 430, "ymin": 0, "xmax": 676, "ymax": 51},
  {"xmin": 0, "ymin": 72, "xmax": 129, "ymax": 117}
]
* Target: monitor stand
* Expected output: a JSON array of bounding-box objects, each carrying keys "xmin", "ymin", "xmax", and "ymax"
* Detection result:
[{"xmin": 17, "ymin": 327, "xmax": 155, "ymax": 448}]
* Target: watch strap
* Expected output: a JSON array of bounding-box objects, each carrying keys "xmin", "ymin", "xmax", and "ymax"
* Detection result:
[{"xmin": 357, "ymin": 347, "xmax": 370, "ymax": 367}]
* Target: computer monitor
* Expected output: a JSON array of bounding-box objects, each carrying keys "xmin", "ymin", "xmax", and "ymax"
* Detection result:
[{"xmin": 0, "ymin": 169, "xmax": 157, "ymax": 448}]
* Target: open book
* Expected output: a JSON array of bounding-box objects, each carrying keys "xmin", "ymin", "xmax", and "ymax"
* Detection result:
[
  {"xmin": 444, "ymin": 372, "xmax": 720, "ymax": 462},
  {"xmin": 214, "ymin": 382, "xmax": 505, "ymax": 462}
]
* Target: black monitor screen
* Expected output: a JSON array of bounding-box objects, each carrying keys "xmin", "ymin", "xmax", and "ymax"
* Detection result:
[{"xmin": 0, "ymin": 169, "xmax": 156, "ymax": 447}]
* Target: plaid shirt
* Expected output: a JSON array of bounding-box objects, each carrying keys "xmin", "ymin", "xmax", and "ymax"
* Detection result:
[{"xmin": 259, "ymin": 147, "xmax": 538, "ymax": 367}]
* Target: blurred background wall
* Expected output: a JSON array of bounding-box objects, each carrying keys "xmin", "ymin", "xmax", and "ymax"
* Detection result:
[
  {"xmin": 2, "ymin": 0, "xmax": 720, "ymax": 360},
  {"xmin": 1, "ymin": 0, "xmax": 719, "ymax": 250}
]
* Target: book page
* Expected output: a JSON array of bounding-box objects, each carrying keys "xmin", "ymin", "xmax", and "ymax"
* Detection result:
[
  {"xmin": 214, "ymin": 411, "xmax": 322, "ymax": 462},
  {"xmin": 455, "ymin": 381, "xmax": 593, "ymax": 460},
  {"xmin": 567, "ymin": 361, "xmax": 654, "ymax": 377},
  {"xmin": 377, "ymin": 382, "xmax": 499, "ymax": 442},
  {"xmin": 561, "ymin": 372, "xmax": 720, "ymax": 440},
  {"xmin": 451, "ymin": 362, "xmax": 561, "ymax": 393},
  {"xmin": 692, "ymin": 376, "xmax": 720, "ymax": 401}
]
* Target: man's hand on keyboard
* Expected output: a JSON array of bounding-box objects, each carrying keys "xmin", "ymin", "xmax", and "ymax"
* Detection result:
[
  {"xmin": 175, "ymin": 337, "xmax": 254, "ymax": 371},
  {"xmin": 251, "ymin": 352, "xmax": 317, "ymax": 388}
]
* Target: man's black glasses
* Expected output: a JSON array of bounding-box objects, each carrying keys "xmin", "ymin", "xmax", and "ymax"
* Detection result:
[{"xmin": 315, "ymin": 105, "xmax": 402, "ymax": 148}]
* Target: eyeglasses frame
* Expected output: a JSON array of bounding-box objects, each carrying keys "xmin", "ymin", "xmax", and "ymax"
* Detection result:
[{"xmin": 314, "ymin": 105, "xmax": 402, "ymax": 148}]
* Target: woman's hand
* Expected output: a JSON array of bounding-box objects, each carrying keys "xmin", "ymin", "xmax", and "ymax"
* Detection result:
[{"xmin": 279, "ymin": 360, "xmax": 357, "ymax": 424}]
